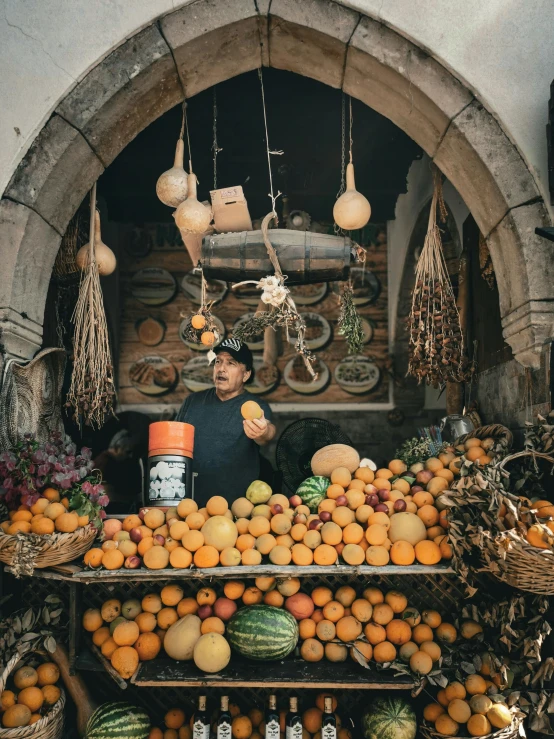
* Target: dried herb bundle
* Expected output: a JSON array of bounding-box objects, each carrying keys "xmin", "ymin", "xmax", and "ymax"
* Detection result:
[
  {"xmin": 67, "ymin": 186, "xmax": 116, "ymax": 429},
  {"xmin": 0, "ymin": 600, "xmax": 62, "ymax": 664},
  {"xmin": 394, "ymin": 436, "xmax": 446, "ymax": 467},
  {"xmin": 408, "ymin": 168, "xmax": 472, "ymax": 386},
  {"xmin": 338, "ymin": 284, "xmax": 364, "ymax": 355}
]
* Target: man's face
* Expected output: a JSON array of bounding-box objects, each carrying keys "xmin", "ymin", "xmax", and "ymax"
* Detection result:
[{"xmin": 213, "ymin": 352, "xmax": 251, "ymax": 393}]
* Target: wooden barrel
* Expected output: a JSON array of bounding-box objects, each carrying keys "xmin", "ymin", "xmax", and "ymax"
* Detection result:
[{"xmin": 201, "ymin": 230, "xmax": 353, "ymax": 284}]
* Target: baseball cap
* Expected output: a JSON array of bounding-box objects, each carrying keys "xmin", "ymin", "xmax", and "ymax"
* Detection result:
[{"xmin": 214, "ymin": 338, "xmax": 253, "ymax": 371}]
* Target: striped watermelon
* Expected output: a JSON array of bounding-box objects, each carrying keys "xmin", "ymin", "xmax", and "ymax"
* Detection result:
[
  {"xmin": 226, "ymin": 605, "xmax": 299, "ymax": 661},
  {"xmin": 86, "ymin": 702, "xmax": 150, "ymax": 739},
  {"xmin": 362, "ymin": 698, "xmax": 416, "ymax": 739},
  {"xmin": 296, "ymin": 476, "xmax": 330, "ymax": 512}
]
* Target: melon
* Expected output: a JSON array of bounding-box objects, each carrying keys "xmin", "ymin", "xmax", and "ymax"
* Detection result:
[
  {"xmin": 227, "ymin": 605, "xmax": 299, "ymax": 661},
  {"xmin": 164, "ymin": 614, "xmax": 201, "ymax": 661},
  {"xmin": 362, "ymin": 697, "xmax": 416, "ymax": 739},
  {"xmin": 311, "ymin": 444, "xmax": 360, "ymax": 477},
  {"xmin": 201, "ymin": 516, "xmax": 238, "ymax": 551},
  {"xmin": 296, "ymin": 477, "xmax": 330, "ymax": 513},
  {"xmin": 193, "ymin": 633, "xmax": 231, "ymax": 673},
  {"xmin": 246, "ymin": 480, "xmax": 272, "ymax": 505},
  {"xmin": 388, "ymin": 512, "xmax": 427, "ymax": 546},
  {"xmin": 86, "ymin": 702, "xmax": 150, "ymax": 739}
]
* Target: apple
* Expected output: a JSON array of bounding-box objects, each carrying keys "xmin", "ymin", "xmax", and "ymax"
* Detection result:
[
  {"xmin": 319, "ymin": 511, "xmax": 332, "ymax": 523},
  {"xmin": 124, "ymin": 556, "xmax": 141, "ymax": 569},
  {"xmin": 153, "ymin": 535, "xmax": 165, "ymax": 546},
  {"xmin": 335, "ymin": 495, "xmax": 348, "ymax": 507},
  {"xmin": 374, "ymin": 503, "xmax": 389, "ymax": 513},
  {"xmin": 366, "ymin": 494, "xmax": 379, "ymax": 508},
  {"xmin": 377, "ymin": 489, "xmax": 390, "ymax": 502},
  {"xmin": 289, "ymin": 495, "xmax": 302, "ymax": 508},
  {"xmin": 271, "ymin": 504, "xmax": 284, "ymax": 515},
  {"xmin": 294, "ymin": 513, "xmax": 308, "ymax": 525},
  {"xmin": 416, "ymin": 470, "xmax": 434, "ymax": 485},
  {"xmin": 410, "ymin": 485, "xmax": 424, "ymax": 494},
  {"xmin": 213, "ymin": 598, "xmax": 237, "ymax": 621},
  {"xmin": 309, "ymin": 519, "xmax": 323, "ymax": 531},
  {"xmin": 364, "ymin": 484, "xmax": 378, "ymax": 496},
  {"xmin": 122, "ymin": 599, "xmax": 142, "ymax": 620},
  {"xmin": 129, "ymin": 527, "xmax": 143, "ymax": 543},
  {"xmin": 197, "ymin": 604, "xmax": 213, "ymax": 620},
  {"xmin": 394, "ymin": 499, "xmax": 407, "ymax": 512}
]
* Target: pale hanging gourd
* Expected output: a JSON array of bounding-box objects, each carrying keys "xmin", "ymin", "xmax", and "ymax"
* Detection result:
[
  {"xmin": 75, "ymin": 210, "xmax": 117, "ymax": 276},
  {"xmin": 174, "ymin": 172, "xmax": 212, "ymax": 235},
  {"xmin": 333, "ymin": 162, "xmax": 371, "ymax": 231},
  {"xmin": 156, "ymin": 138, "xmax": 189, "ymax": 207}
]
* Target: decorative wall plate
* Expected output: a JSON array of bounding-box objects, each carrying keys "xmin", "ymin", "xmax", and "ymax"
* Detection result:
[
  {"xmin": 288, "ymin": 282, "xmax": 328, "ymax": 305},
  {"xmin": 288, "ymin": 313, "xmax": 332, "ymax": 351},
  {"xmin": 129, "ymin": 356, "xmax": 177, "ymax": 395},
  {"xmin": 136, "ymin": 317, "xmax": 166, "ymax": 346},
  {"xmin": 361, "ymin": 317, "xmax": 374, "ymax": 344},
  {"xmin": 284, "ymin": 356, "xmax": 330, "ymax": 395},
  {"xmin": 131, "ymin": 268, "xmax": 176, "ymax": 306},
  {"xmin": 181, "ymin": 271, "xmax": 228, "ymax": 305},
  {"xmin": 348, "ymin": 267, "xmax": 381, "ymax": 306},
  {"xmin": 249, "ymin": 357, "xmax": 280, "ymax": 395},
  {"xmin": 179, "ymin": 316, "xmax": 225, "ymax": 352},
  {"xmin": 232, "ymin": 282, "xmax": 261, "ymax": 306},
  {"xmin": 181, "ymin": 356, "xmax": 214, "ymax": 392},
  {"xmin": 334, "ymin": 355, "xmax": 381, "ymax": 394}
]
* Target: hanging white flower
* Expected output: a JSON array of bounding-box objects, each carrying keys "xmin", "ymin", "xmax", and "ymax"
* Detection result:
[
  {"xmin": 207, "ymin": 349, "xmax": 216, "ymax": 364},
  {"xmin": 261, "ymin": 290, "xmax": 274, "ymax": 305},
  {"xmin": 259, "ymin": 276, "xmax": 280, "ymax": 291},
  {"xmin": 270, "ymin": 286, "xmax": 289, "ymax": 306}
]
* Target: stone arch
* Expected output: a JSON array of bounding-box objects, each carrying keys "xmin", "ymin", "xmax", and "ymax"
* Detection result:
[{"xmin": 1, "ymin": 0, "xmax": 551, "ymax": 365}]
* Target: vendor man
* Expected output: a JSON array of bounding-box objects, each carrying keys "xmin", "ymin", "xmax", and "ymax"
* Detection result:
[{"xmin": 176, "ymin": 338, "xmax": 276, "ymax": 506}]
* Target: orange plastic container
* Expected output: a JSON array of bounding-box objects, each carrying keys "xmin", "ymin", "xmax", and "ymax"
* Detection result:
[{"xmin": 148, "ymin": 421, "xmax": 194, "ymax": 458}]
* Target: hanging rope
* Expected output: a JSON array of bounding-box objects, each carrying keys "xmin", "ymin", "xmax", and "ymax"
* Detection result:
[
  {"xmin": 212, "ymin": 86, "xmax": 222, "ymax": 190},
  {"xmin": 348, "ymin": 95, "xmax": 353, "ymax": 164},
  {"xmin": 182, "ymin": 100, "xmax": 193, "ymax": 173},
  {"xmin": 258, "ymin": 68, "xmax": 283, "ymax": 217},
  {"xmin": 334, "ymin": 93, "xmax": 347, "ymax": 235}
]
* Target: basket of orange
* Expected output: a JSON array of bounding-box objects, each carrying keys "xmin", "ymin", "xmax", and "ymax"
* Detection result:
[
  {"xmin": 0, "ymin": 434, "xmax": 106, "ymax": 577},
  {"xmin": 0, "ymin": 656, "xmax": 65, "ymax": 739},
  {"xmin": 420, "ymin": 678, "xmax": 523, "ymax": 739},
  {"xmin": 453, "ymin": 424, "xmax": 513, "ymax": 461}
]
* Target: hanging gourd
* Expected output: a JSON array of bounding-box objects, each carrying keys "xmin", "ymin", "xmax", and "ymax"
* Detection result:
[
  {"xmin": 156, "ymin": 138, "xmax": 189, "ymax": 207},
  {"xmin": 174, "ymin": 172, "xmax": 212, "ymax": 235},
  {"xmin": 75, "ymin": 210, "xmax": 117, "ymax": 276},
  {"xmin": 333, "ymin": 96, "xmax": 371, "ymax": 231}
]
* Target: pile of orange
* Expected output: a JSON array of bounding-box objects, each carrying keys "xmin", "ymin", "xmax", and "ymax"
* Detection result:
[
  {"xmin": 0, "ymin": 661, "xmax": 62, "ymax": 728},
  {"xmin": 147, "ymin": 692, "xmax": 350, "ymax": 739},
  {"xmin": 0, "ymin": 488, "xmax": 90, "ymax": 537},
  {"xmin": 424, "ymin": 678, "xmax": 514, "ymax": 737},
  {"xmin": 297, "ymin": 583, "xmax": 459, "ymax": 674}
]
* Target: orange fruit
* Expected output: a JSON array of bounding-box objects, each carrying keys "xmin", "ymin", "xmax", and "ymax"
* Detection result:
[
  {"xmin": 342, "ymin": 544, "xmax": 365, "ymax": 565},
  {"xmin": 135, "ymin": 632, "xmax": 162, "ymax": 661},
  {"xmin": 336, "ymin": 616, "xmax": 362, "ymax": 642},
  {"xmin": 364, "ymin": 622, "xmax": 387, "ymax": 645},
  {"xmin": 367, "ymin": 512, "xmax": 391, "ymax": 529},
  {"xmin": 165, "ymin": 709, "xmax": 186, "ymax": 729},
  {"xmin": 327, "ymin": 483, "xmax": 347, "ymax": 500},
  {"xmin": 316, "ymin": 619, "xmax": 336, "ymax": 642},
  {"xmin": 18, "ymin": 686, "xmax": 44, "ymax": 712},
  {"xmin": 351, "ymin": 599, "xmax": 373, "ymax": 623},
  {"xmin": 410, "ymin": 650, "xmax": 433, "ymax": 675},
  {"xmin": 206, "ymin": 496, "xmax": 228, "ymax": 516},
  {"xmin": 41, "ymin": 684, "xmax": 61, "ymax": 707},
  {"xmin": 373, "ymin": 603, "xmax": 394, "ymax": 625},
  {"xmin": 102, "ymin": 549, "xmax": 125, "ymax": 570},
  {"xmin": 242, "ymin": 586, "xmax": 263, "ymax": 605},
  {"xmin": 31, "ymin": 517, "xmax": 55, "ymax": 535},
  {"xmin": 42, "ymin": 488, "xmax": 60, "ymax": 502},
  {"xmin": 313, "ymin": 544, "xmax": 338, "ymax": 565},
  {"xmin": 322, "ymin": 601, "xmax": 344, "ymax": 623},
  {"xmin": 170, "ymin": 547, "xmax": 193, "ymax": 568},
  {"xmin": 345, "ymin": 490, "xmax": 365, "ymax": 510},
  {"xmin": 434, "ymin": 714, "xmax": 459, "ymax": 736},
  {"xmin": 331, "ymin": 467, "xmax": 352, "ymax": 487},
  {"xmin": 420, "ymin": 640, "xmax": 441, "ymax": 662},
  {"xmin": 301, "ymin": 638, "xmax": 324, "ymax": 662},
  {"xmin": 436, "ymin": 622, "xmax": 458, "ymax": 643},
  {"xmin": 445, "ymin": 682, "xmax": 466, "ymax": 701},
  {"xmin": 412, "ymin": 624, "xmax": 434, "ymax": 644},
  {"xmin": 415, "ymin": 540, "xmax": 441, "ymax": 565},
  {"xmin": 421, "ymin": 610, "xmax": 442, "ymax": 628},
  {"xmin": 312, "ymin": 587, "xmax": 334, "ymax": 607},
  {"xmin": 448, "ymin": 699, "xmax": 471, "ymax": 724},
  {"xmin": 242, "ymin": 548, "xmax": 262, "ymax": 565},
  {"xmin": 386, "ymin": 620, "xmax": 412, "ymax": 645},
  {"xmin": 373, "ymin": 641, "xmax": 397, "ymax": 663},
  {"xmin": 82, "ymin": 609, "xmax": 103, "ymax": 633},
  {"xmin": 417, "ymin": 505, "xmax": 440, "ymax": 528},
  {"xmin": 182, "ymin": 530, "xmax": 204, "ymax": 552},
  {"xmin": 376, "ymin": 468, "xmax": 394, "ymax": 480},
  {"xmin": 136, "ymin": 612, "xmax": 157, "ymax": 632},
  {"xmin": 423, "ymin": 703, "xmax": 445, "ymax": 722},
  {"xmin": 354, "ymin": 467, "xmax": 374, "ymax": 484},
  {"xmin": 365, "ymin": 524, "xmax": 388, "ymax": 546},
  {"xmin": 384, "ymin": 591, "xmax": 408, "ymax": 613},
  {"xmin": 365, "ymin": 545, "xmax": 390, "ymax": 566},
  {"xmin": 299, "ymin": 619, "xmax": 317, "ymax": 639}
]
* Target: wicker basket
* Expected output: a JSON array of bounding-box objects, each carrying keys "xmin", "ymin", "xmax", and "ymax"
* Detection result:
[
  {"xmin": 455, "ymin": 423, "xmax": 513, "ymax": 452},
  {"xmin": 481, "ymin": 450, "xmax": 554, "ymax": 595},
  {"xmin": 0, "ymin": 653, "xmax": 65, "ymax": 739},
  {"xmin": 0, "ymin": 525, "xmax": 96, "ymax": 577},
  {"xmin": 420, "ymin": 718, "xmax": 522, "ymax": 739}
]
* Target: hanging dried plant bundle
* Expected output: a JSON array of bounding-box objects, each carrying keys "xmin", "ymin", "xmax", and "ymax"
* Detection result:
[
  {"xmin": 338, "ymin": 284, "xmax": 364, "ymax": 355},
  {"xmin": 66, "ymin": 185, "xmax": 116, "ymax": 429},
  {"xmin": 408, "ymin": 167, "xmax": 472, "ymax": 386}
]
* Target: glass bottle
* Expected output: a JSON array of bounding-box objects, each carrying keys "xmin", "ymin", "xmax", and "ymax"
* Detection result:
[
  {"xmin": 193, "ymin": 695, "xmax": 210, "ymax": 739},
  {"xmin": 285, "ymin": 697, "xmax": 302, "ymax": 739},
  {"xmin": 216, "ymin": 696, "xmax": 232, "ymax": 739},
  {"xmin": 265, "ymin": 694, "xmax": 280, "ymax": 739},
  {"xmin": 321, "ymin": 697, "xmax": 337, "ymax": 739}
]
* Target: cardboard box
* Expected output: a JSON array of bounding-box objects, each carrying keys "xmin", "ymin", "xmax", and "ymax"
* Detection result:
[{"xmin": 210, "ymin": 186, "xmax": 252, "ymax": 233}]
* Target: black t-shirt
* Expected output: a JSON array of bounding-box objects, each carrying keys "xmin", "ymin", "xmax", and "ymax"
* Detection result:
[{"xmin": 176, "ymin": 389, "xmax": 273, "ymax": 507}]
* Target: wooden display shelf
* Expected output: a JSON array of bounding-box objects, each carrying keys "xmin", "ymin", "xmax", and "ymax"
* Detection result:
[
  {"xmin": 129, "ymin": 657, "xmax": 415, "ymax": 690},
  {"xmin": 69, "ymin": 563, "xmax": 454, "ymax": 582}
]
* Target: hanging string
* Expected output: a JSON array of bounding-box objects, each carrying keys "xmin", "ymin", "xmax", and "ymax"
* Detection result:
[
  {"xmin": 348, "ymin": 95, "xmax": 353, "ymax": 164},
  {"xmin": 181, "ymin": 100, "xmax": 193, "ymax": 173},
  {"xmin": 258, "ymin": 68, "xmax": 283, "ymax": 217},
  {"xmin": 334, "ymin": 93, "xmax": 347, "ymax": 235},
  {"xmin": 212, "ymin": 86, "xmax": 222, "ymax": 190}
]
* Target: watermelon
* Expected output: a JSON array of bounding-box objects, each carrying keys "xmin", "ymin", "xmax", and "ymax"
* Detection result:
[
  {"xmin": 296, "ymin": 476, "xmax": 330, "ymax": 512},
  {"xmin": 86, "ymin": 702, "xmax": 150, "ymax": 739},
  {"xmin": 226, "ymin": 605, "xmax": 299, "ymax": 661},
  {"xmin": 362, "ymin": 697, "xmax": 416, "ymax": 739}
]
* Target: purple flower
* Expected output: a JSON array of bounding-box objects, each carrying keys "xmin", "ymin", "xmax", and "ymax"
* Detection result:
[
  {"xmin": 5, "ymin": 461, "xmax": 16, "ymax": 472},
  {"xmin": 98, "ymin": 494, "xmax": 110, "ymax": 507},
  {"xmin": 82, "ymin": 481, "xmax": 92, "ymax": 494}
]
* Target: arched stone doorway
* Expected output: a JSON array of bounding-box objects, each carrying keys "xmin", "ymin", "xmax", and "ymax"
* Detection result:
[{"xmin": 1, "ymin": 0, "xmax": 551, "ymax": 365}]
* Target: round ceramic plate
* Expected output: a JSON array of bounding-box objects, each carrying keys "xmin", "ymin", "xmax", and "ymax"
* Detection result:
[
  {"xmin": 284, "ymin": 356, "xmax": 330, "ymax": 395},
  {"xmin": 288, "ymin": 282, "xmax": 328, "ymax": 306},
  {"xmin": 131, "ymin": 268, "xmax": 176, "ymax": 306},
  {"xmin": 179, "ymin": 315, "xmax": 226, "ymax": 352},
  {"xmin": 129, "ymin": 356, "xmax": 177, "ymax": 396},
  {"xmin": 181, "ymin": 271, "xmax": 228, "ymax": 305},
  {"xmin": 348, "ymin": 267, "xmax": 381, "ymax": 306},
  {"xmin": 232, "ymin": 314, "xmax": 265, "ymax": 351},
  {"xmin": 334, "ymin": 355, "xmax": 381, "ymax": 394},
  {"xmin": 249, "ymin": 357, "xmax": 280, "ymax": 395},
  {"xmin": 181, "ymin": 356, "xmax": 214, "ymax": 393},
  {"xmin": 361, "ymin": 317, "xmax": 374, "ymax": 344},
  {"xmin": 288, "ymin": 313, "xmax": 332, "ymax": 351},
  {"xmin": 232, "ymin": 282, "xmax": 262, "ymax": 306}
]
